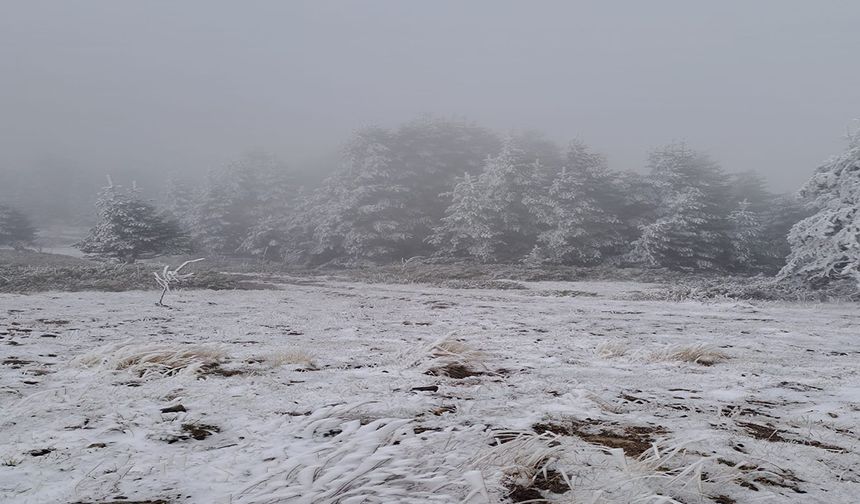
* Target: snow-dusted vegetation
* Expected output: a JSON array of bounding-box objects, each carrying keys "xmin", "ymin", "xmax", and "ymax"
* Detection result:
[
  {"xmin": 1, "ymin": 279, "xmax": 858, "ymax": 503},
  {"xmin": 3, "ymin": 3, "xmax": 860, "ymax": 503}
]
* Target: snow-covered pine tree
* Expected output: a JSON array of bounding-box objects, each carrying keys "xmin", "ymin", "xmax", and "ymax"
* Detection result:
[
  {"xmin": 0, "ymin": 203, "xmax": 37, "ymax": 250},
  {"xmin": 727, "ymin": 199, "xmax": 763, "ymax": 271},
  {"xmin": 629, "ymin": 143, "xmax": 730, "ymax": 270},
  {"xmin": 758, "ymin": 194, "xmax": 809, "ymax": 272},
  {"xmin": 190, "ymin": 152, "xmax": 295, "ymax": 257},
  {"xmin": 474, "ymin": 137, "xmax": 542, "ymax": 261},
  {"xmin": 238, "ymin": 153, "xmax": 301, "ymax": 261},
  {"xmin": 189, "ymin": 173, "xmax": 239, "ymax": 255},
  {"xmin": 779, "ymin": 129, "xmax": 860, "ymax": 283},
  {"xmin": 427, "ymin": 173, "xmax": 498, "ymax": 261},
  {"xmin": 162, "ymin": 176, "xmax": 196, "ymax": 225},
  {"xmin": 341, "ymin": 139, "xmax": 419, "ymax": 260},
  {"xmin": 309, "ymin": 128, "xmax": 426, "ymax": 262},
  {"xmin": 526, "ymin": 140, "xmax": 623, "ymax": 265},
  {"xmin": 77, "ymin": 181, "xmax": 189, "ymax": 263}
]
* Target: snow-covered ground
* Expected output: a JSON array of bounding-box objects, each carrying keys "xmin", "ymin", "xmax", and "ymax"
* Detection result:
[{"xmin": 1, "ymin": 278, "xmax": 858, "ymax": 504}]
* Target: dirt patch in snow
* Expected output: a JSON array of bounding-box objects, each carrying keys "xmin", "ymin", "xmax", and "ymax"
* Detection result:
[
  {"xmin": 737, "ymin": 421, "xmax": 846, "ymax": 452},
  {"xmin": 533, "ymin": 419, "xmax": 667, "ymax": 457},
  {"xmin": 425, "ymin": 362, "xmax": 484, "ymax": 379}
]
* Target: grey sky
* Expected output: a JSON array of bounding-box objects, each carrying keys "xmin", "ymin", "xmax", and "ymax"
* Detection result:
[{"xmin": 2, "ymin": 0, "xmax": 859, "ymax": 191}]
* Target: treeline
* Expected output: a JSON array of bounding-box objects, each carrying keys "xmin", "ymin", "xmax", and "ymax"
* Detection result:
[{"xmin": 152, "ymin": 118, "xmax": 805, "ymax": 274}]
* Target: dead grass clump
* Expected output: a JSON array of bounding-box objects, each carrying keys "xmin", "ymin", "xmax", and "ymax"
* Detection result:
[
  {"xmin": 237, "ymin": 403, "xmax": 469, "ymax": 503},
  {"xmin": 428, "ymin": 338, "xmax": 485, "ymax": 362},
  {"xmin": 76, "ymin": 342, "xmax": 227, "ymax": 378},
  {"xmin": 653, "ymin": 344, "xmax": 729, "ymax": 366},
  {"xmin": 263, "ymin": 350, "xmax": 318, "ymax": 370},
  {"xmin": 595, "ymin": 341, "xmax": 628, "ymax": 358}
]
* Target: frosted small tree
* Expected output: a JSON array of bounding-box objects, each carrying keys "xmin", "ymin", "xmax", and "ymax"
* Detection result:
[
  {"xmin": 427, "ymin": 173, "xmax": 498, "ymax": 261},
  {"xmin": 154, "ymin": 258, "xmax": 205, "ymax": 306},
  {"xmin": 526, "ymin": 141, "xmax": 623, "ymax": 265},
  {"xmin": 780, "ymin": 127, "xmax": 860, "ymax": 284},
  {"xmin": 0, "ymin": 204, "xmax": 36, "ymax": 250},
  {"xmin": 77, "ymin": 180, "xmax": 190, "ymax": 263}
]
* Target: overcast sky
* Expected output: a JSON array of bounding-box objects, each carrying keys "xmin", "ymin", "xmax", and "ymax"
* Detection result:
[{"xmin": 2, "ymin": 0, "xmax": 859, "ymax": 191}]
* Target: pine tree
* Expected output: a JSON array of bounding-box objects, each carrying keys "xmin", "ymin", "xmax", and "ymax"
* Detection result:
[
  {"xmin": 727, "ymin": 199, "xmax": 763, "ymax": 271},
  {"xmin": 629, "ymin": 143, "xmax": 730, "ymax": 270},
  {"xmin": 0, "ymin": 204, "xmax": 37, "ymax": 250},
  {"xmin": 190, "ymin": 174, "xmax": 239, "ymax": 255},
  {"xmin": 474, "ymin": 137, "xmax": 542, "ymax": 260},
  {"xmin": 189, "ymin": 152, "xmax": 298, "ymax": 257},
  {"xmin": 310, "ymin": 128, "xmax": 426, "ymax": 262},
  {"xmin": 758, "ymin": 195, "xmax": 809, "ymax": 272},
  {"xmin": 163, "ymin": 176, "xmax": 196, "ymax": 224},
  {"xmin": 427, "ymin": 173, "xmax": 498, "ymax": 261},
  {"xmin": 526, "ymin": 141, "xmax": 623, "ymax": 265},
  {"xmin": 77, "ymin": 182, "xmax": 189, "ymax": 263},
  {"xmin": 780, "ymin": 130, "xmax": 860, "ymax": 283},
  {"xmin": 238, "ymin": 154, "xmax": 301, "ymax": 260},
  {"xmin": 303, "ymin": 119, "xmax": 503, "ymax": 262}
]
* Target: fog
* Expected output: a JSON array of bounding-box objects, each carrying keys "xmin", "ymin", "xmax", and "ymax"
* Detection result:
[{"xmin": 2, "ymin": 0, "xmax": 859, "ymax": 222}]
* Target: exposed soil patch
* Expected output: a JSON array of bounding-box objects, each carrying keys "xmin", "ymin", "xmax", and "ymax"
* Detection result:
[
  {"xmin": 711, "ymin": 495, "xmax": 737, "ymax": 504},
  {"xmin": 425, "ymin": 300, "xmax": 457, "ymax": 309},
  {"xmin": 753, "ymin": 476, "xmax": 806, "ymax": 494},
  {"xmin": 777, "ymin": 381, "xmax": 822, "ymax": 392},
  {"xmin": 533, "ymin": 419, "xmax": 666, "ymax": 457},
  {"xmin": 505, "ymin": 484, "xmax": 544, "ymax": 503},
  {"xmin": 3, "ymin": 358, "xmax": 33, "ymax": 367},
  {"xmin": 425, "ymin": 363, "xmax": 484, "ymax": 379},
  {"xmin": 737, "ymin": 421, "xmax": 846, "ymax": 452},
  {"xmin": 198, "ymin": 362, "xmax": 245, "ymax": 377},
  {"xmin": 163, "ymin": 423, "xmax": 220, "ymax": 443},
  {"xmin": 37, "ymin": 319, "xmax": 70, "ymax": 325},
  {"xmin": 181, "ymin": 423, "xmax": 220, "ymax": 441},
  {"xmin": 532, "ymin": 469, "xmax": 569, "ymax": 493},
  {"xmin": 71, "ymin": 501, "xmax": 169, "ymax": 504}
]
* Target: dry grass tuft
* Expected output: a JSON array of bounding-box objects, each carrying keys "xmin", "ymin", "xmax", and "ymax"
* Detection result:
[
  {"xmin": 652, "ymin": 344, "xmax": 729, "ymax": 366},
  {"xmin": 237, "ymin": 403, "xmax": 475, "ymax": 503},
  {"xmin": 264, "ymin": 350, "xmax": 318, "ymax": 369},
  {"xmin": 75, "ymin": 342, "xmax": 227, "ymax": 378},
  {"xmin": 428, "ymin": 336, "xmax": 486, "ymax": 362},
  {"xmin": 595, "ymin": 341, "xmax": 629, "ymax": 358}
]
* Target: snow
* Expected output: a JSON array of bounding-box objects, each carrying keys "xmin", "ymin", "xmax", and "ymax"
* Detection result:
[{"xmin": 1, "ymin": 278, "xmax": 858, "ymax": 503}]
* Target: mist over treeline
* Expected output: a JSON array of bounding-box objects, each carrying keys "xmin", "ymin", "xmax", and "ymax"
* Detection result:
[
  {"xmin": 5, "ymin": 115, "xmax": 826, "ymax": 274},
  {"xmin": 0, "ymin": 115, "xmax": 799, "ymax": 227}
]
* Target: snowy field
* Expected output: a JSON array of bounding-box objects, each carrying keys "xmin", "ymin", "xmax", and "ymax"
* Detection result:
[{"xmin": 1, "ymin": 278, "xmax": 859, "ymax": 504}]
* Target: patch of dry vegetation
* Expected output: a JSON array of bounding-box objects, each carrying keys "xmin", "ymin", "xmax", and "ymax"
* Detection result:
[
  {"xmin": 76, "ymin": 342, "xmax": 228, "ymax": 378},
  {"xmin": 651, "ymin": 344, "xmax": 730, "ymax": 366}
]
